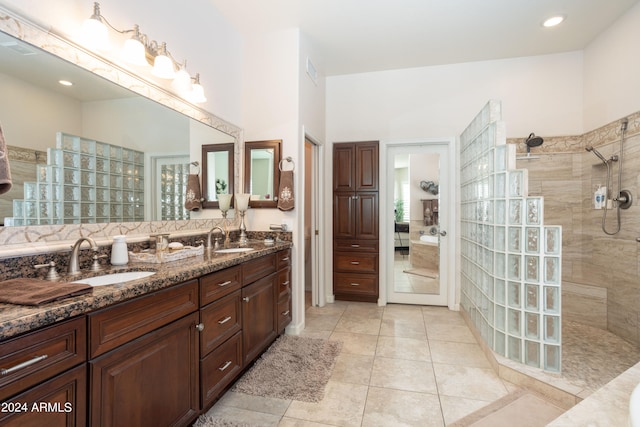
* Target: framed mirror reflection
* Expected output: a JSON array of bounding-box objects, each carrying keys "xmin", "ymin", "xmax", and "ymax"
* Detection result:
[
  {"xmin": 244, "ymin": 140, "xmax": 281, "ymax": 208},
  {"xmin": 202, "ymin": 143, "xmax": 234, "ymax": 209}
]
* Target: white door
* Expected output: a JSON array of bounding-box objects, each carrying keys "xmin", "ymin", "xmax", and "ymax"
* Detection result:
[{"xmin": 386, "ymin": 143, "xmax": 451, "ymax": 305}]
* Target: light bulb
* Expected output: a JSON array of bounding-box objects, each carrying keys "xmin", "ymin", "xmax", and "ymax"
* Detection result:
[
  {"xmin": 82, "ymin": 16, "xmax": 109, "ymax": 50},
  {"xmin": 122, "ymin": 38, "xmax": 148, "ymax": 67},
  {"xmin": 172, "ymin": 67, "xmax": 192, "ymax": 93},
  {"xmin": 151, "ymin": 42, "xmax": 175, "ymax": 79}
]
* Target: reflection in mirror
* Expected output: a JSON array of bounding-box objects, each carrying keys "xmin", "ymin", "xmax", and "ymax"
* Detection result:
[
  {"xmin": 244, "ymin": 140, "xmax": 281, "ymax": 208},
  {"xmin": 0, "ymin": 28, "xmax": 236, "ymax": 226},
  {"xmin": 202, "ymin": 143, "xmax": 234, "ymax": 209},
  {"xmin": 393, "ymin": 152, "xmax": 441, "ymax": 294}
]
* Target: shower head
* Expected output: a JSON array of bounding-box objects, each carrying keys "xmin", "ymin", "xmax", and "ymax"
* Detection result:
[
  {"xmin": 586, "ymin": 145, "xmax": 608, "ymax": 165},
  {"xmin": 525, "ymin": 133, "xmax": 544, "ymax": 148},
  {"xmin": 524, "ymin": 133, "xmax": 544, "ymax": 154}
]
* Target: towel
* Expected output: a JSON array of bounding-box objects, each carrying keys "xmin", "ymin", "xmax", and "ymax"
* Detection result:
[
  {"xmin": 0, "ymin": 278, "xmax": 92, "ymax": 306},
  {"xmin": 185, "ymin": 174, "xmax": 202, "ymax": 211},
  {"xmin": 0, "ymin": 123, "xmax": 12, "ymax": 195},
  {"xmin": 277, "ymin": 170, "xmax": 294, "ymax": 211}
]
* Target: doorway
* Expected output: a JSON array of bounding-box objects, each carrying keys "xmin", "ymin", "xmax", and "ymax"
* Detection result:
[
  {"xmin": 386, "ymin": 143, "xmax": 451, "ymax": 305},
  {"xmin": 304, "ymin": 137, "xmax": 322, "ymax": 309}
]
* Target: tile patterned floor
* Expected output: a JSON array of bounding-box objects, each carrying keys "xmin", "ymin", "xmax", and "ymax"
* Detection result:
[{"xmin": 203, "ymin": 301, "xmax": 525, "ymax": 426}]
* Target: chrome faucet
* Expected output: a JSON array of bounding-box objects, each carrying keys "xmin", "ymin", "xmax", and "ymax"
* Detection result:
[
  {"xmin": 206, "ymin": 226, "xmax": 230, "ymax": 250},
  {"xmin": 68, "ymin": 237, "xmax": 99, "ymax": 275}
]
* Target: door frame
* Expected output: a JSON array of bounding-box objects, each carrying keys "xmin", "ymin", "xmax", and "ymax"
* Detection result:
[{"xmin": 378, "ymin": 138, "xmax": 458, "ymax": 309}]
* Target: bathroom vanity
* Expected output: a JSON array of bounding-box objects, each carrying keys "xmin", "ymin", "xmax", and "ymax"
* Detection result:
[{"xmin": 0, "ymin": 242, "xmax": 292, "ymax": 426}]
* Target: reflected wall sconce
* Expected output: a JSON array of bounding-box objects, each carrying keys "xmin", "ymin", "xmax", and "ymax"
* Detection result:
[{"xmin": 82, "ymin": 2, "xmax": 206, "ymax": 103}]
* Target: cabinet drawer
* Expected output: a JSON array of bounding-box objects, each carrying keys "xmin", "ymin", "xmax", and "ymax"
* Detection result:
[
  {"xmin": 0, "ymin": 316, "xmax": 86, "ymax": 401},
  {"xmin": 88, "ymin": 280, "xmax": 198, "ymax": 358},
  {"xmin": 200, "ymin": 291, "xmax": 241, "ymax": 357},
  {"xmin": 201, "ymin": 331, "xmax": 242, "ymax": 408},
  {"xmin": 200, "ymin": 265, "xmax": 241, "ymax": 306},
  {"xmin": 334, "ymin": 273, "xmax": 378, "ymax": 296},
  {"xmin": 334, "ymin": 239, "xmax": 378, "ymax": 252},
  {"xmin": 276, "ymin": 268, "xmax": 291, "ymax": 299},
  {"xmin": 277, "ymin": 293, "xmax": 292, "ymax": 333},
  {"xmin": 242, "ymin": 254, "xmax": 276, "ymax": 284},
  {"xmin": 277, "ymin": 249, "xmax": 291, "ymax": 270},
  {"xmin": 0, "ymin": 364, "xmax": 86, "ymax": 427},
  {"xmin": 334, "ymin": 253, "xmax": 378, "ymax": 273}
]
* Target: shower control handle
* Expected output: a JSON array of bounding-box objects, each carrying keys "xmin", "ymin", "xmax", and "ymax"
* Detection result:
[{"xmin": 439, "ymin": 230, "xmax": 447, "ymax": 237}]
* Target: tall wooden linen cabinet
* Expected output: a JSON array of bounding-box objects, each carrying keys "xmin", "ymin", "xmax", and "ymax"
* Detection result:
[{"xmin": 333, "ymin": 141, "xmax": 379, "ymax": 302}]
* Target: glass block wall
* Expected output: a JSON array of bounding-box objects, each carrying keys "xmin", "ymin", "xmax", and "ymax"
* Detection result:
[
  {"xmin": 160, "ymin": 163, "xmax": 191, "ymax": 221},
  {"xmin": 7, "ymin": 133, "xmax": 144, "ymax": 225},
  {"xmin": 459, "ymin": 100, "xmax": 563, "ymax": 372}
]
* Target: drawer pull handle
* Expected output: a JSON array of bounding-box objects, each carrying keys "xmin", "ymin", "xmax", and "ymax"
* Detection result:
[
  {"xmin": 351, "ymin": 244, "xmax": 360, "ymax": 248},
  {"xmin": 218, "ymin": 316, "xmax": 232, "ymax": 325},
  {"xmin": 242, "ymin": 297, "xmax": 250, "ymax": 302},
  {"xmin": 218, "ymin": 361, "xmax": 232, "ymax": 372},
  {"xmin": 350, "ymin": 283, "xmax": 360, "ymax": 286},
  {"xmin": 282, "ymin": 310, "xmax": 290, "ymax": 316},
  {"xmin": 1, "ymin": 355, "xmax": 48, "ymax": 376},
  {"xmin": 217, "ymin": 280, "xmax": 232, "ymax": 287},
  {"xmin": 195, "ymin": 323, "xmax": 205, "ymax": 332},
  {"xmin": 282, "ymin": 281, "xmax": 290, "ymax": 286},
  {"xmin": 350, "ymin": 261, "xmax": 360, "ymax": 265},
  {"xmin": 282, "ymin": 257, "xmax": 290, "ymax": 261}
]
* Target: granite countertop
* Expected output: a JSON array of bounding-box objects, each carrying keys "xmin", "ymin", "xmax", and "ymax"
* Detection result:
[{"xmin": 0, "ymin": 240, "xmax": 292, "ymax": 341}]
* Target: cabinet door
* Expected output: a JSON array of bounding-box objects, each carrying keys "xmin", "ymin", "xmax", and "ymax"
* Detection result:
[
  {"xmin": 355, "ymin": 192, "xmax": 379, "ymax": 239},
  {"xmin": 333, "ymin": 193, "xmax": 355, "ymax": 239},
  {"xmin": 355, "ymin": 142, "xmax": 379, "ymax": 191},
  {"xmin": 0, "ymin": 364, "xmax": 86, "ymax": 427},
  {"xmin": 333, "ymin": 143, "xmax": 355, "ymax": 192},
  {"xmin": 90, "ymin": 312, "xmax": 199, "ymax": 427},
  {"xmin": 242, "ymin": 275, "xmax": 277, "ymax": 365}
]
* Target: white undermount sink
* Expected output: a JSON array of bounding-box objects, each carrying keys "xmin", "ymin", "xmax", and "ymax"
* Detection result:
[
  {"xmin": 72, "ymin": 271, "xmax": 156, "ymax": 286},
  {"xmin": 215, "ymin": 247, "xmax": 254, "ymax": 254}
]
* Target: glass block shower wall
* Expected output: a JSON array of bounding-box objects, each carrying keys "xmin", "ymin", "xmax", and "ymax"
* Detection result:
[
  {"xmin": 7, "ymin": 132, "xmax": 144, "ymax": 225},
  {"xmin": 160, "ymin": 163, "xmax": 191, "ymax": 221},
  {"xmin": 459, "ymin": 100, "xmax": 563, "ymax": 372}
]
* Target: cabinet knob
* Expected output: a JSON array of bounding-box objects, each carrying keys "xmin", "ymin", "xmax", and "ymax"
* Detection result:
[
  {"xmin": 242, "ymin": 297, "xmax": 250, "ymax": 302},
  {"xmin": 195, "ymin": 323, "xmax": 205, "ymax": 332}
]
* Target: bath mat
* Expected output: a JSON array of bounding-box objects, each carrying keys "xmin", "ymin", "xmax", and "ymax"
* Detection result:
[
  {"xmin": 192, "ymin": 414, "xmax": 258, "ymax": 427},
  {"xmin": 231, "ymin": 335, "xmax": 342, "ymax": 402}
]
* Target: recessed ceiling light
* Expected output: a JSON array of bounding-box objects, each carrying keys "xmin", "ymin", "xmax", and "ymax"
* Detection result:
[
  {"xmin": 543, "ymin": 15, "xmax": 565, "ymax": 28},
  {"xmin": 58, "ymin": 80, "xmax": 73, "ymax": 86}
]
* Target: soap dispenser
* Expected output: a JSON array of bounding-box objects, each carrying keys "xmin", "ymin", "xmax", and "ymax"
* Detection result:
[{"xmin": 111, "ymin": 235, "xmax": 129, "ymax": 265}]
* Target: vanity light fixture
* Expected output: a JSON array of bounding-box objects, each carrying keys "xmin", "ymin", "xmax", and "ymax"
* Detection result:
[
  {"xmin": 542, "ymin": 15, "xmax": 566, "ymax": 27},
  {"xmin": 81, "ymin": 2, "xmax": 206, "ymax": 103}
]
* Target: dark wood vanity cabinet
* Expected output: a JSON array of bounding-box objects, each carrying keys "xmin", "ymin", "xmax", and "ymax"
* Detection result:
[
  {"xmin": 88, "ymin": 280, "xmax": 200, "ymax": 427},
  {"xmin": 333, "ymin": 141, "xmax": 380, "ymax": 302},
  {"xmin": 0, "ymin": 246, "xmax": 293, "ymax": 426},
  {"xmin": 0, "ymin": 317, "xmax": 87, "ymax": 427}
]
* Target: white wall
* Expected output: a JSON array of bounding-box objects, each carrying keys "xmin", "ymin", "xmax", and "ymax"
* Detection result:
[
  {"xmin": 583, "ymin": 1, "xmax": 640, "ymax": 131},
  {"xmin": 326, "ymin": 52, "xmax": 584, "ymax": 142},
  {"xmin": 0, "ymin": 0, "xmax": 244, "ymax": 126}
]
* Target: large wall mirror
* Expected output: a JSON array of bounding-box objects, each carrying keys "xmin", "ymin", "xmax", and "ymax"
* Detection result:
[
  {"xmin": 244, "ymin": 140, "xmax": 281, "ymax": 208},
  {"xmin": 0, "ymin": 10, "xmax": 239, "ymax": 227}
]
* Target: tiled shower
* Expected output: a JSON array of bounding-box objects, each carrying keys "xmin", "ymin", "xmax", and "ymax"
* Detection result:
[{"xmin": 460, "ymin": 100, "xmax": 563, "ymax": 372}]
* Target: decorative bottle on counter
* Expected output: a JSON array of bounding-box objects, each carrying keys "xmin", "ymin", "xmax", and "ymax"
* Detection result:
[{"xmin": 111, "ymin": 235, "xmax": 129, "ymax": 265}]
